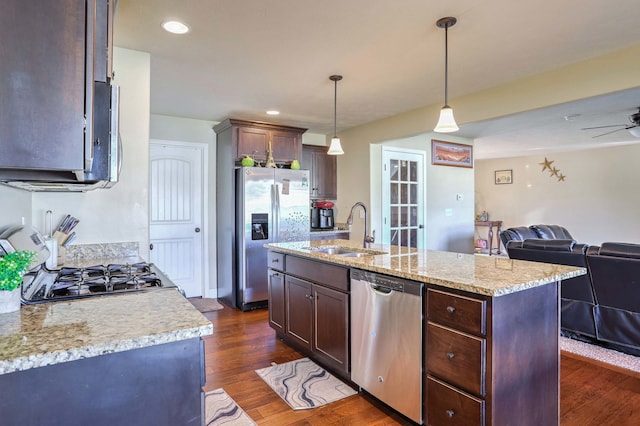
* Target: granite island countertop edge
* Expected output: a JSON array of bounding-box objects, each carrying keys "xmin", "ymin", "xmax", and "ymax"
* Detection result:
[{"xmin": 265, "ymin": 240, "xmax": 587, "ymax": 297}]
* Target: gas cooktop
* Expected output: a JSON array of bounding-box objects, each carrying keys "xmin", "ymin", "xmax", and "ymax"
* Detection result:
[{"xmin": 22, "ymin": 262, "xmax": 178, "ymax": 304}]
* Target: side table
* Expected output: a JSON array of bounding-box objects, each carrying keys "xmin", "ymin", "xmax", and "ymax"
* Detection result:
[{"xmin": 475, "ymin": 220, "xmax": 503, "ymax": 255}]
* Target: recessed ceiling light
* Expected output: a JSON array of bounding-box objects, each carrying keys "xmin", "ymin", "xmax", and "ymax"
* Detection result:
[
  {"xmin": 266, "ymin": 110, "xmax": 280, "ymax": 115},
  {"xmin": 162, "ymin": 20, "xmax": 189, "ymax": 34}
]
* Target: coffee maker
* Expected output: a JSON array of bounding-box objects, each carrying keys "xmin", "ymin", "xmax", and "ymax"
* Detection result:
[{"xmin": 311, "ymin": 201, "xmax": 335, "ymax": 229}]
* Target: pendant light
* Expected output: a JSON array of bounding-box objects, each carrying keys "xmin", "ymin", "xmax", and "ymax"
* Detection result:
[
  {"xmin": 327, "ymin": 75, "xmax": 344, "ymax": 155},
  {"xmin": 434, "ymin": 17, "xmax": 459, "ymax": 133}
]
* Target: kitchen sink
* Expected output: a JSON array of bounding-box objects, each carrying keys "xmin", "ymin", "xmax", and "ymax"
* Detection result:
[
  {"xmin": 307, "ymin": 246, "xmax": 387, "ymax": 257},
  {"xmin": 338, "ymin": 252, "xmax": 369, "ymax": 257}
]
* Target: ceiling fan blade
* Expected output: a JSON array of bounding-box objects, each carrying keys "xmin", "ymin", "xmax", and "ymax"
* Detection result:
[
  {"xmin": 591, "ymin": 127, "xmax": 627, "ymax": 138},
  {"xmin": 581, "ymin": 124, "xmax": 627, "ymax": 130}
]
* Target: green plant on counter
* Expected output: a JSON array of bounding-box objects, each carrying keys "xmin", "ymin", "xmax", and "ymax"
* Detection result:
[{"xmin": 0, "ymin": 251, "xmax": 35, "ymax": 291}]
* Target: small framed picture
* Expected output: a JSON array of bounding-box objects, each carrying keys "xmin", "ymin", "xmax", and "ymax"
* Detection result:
[{"xmin": 494, "ymin": 169, "xmax": 512, "ymax": 185}]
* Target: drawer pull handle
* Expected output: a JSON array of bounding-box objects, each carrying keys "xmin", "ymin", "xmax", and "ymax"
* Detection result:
[
  {"xmin": 446, "ymin": 352, "xmax": 455, "ymax": 360},
  {"xmin": 272, "ymin": 258, "xmax": 279, "ymax": 263},
  {"xmin": 446, "ymin": 305, "xmax": 456, "ymax": 314},
  {"xmin": 446, "ymin": 409, "xmax": 455, "ymax": 418}
]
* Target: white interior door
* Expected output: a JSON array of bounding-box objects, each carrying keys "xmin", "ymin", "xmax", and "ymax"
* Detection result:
[
  {"xmin": 149, "ymin": 141, "xmax": 204, "ymax": 297},
  {"xmin": 381, "ymin": 148, "xmax": 425, "ymax": 248}
]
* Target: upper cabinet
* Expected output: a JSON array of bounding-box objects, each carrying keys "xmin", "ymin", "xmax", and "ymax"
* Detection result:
[
  {"xmin": 214, "ymin": 119, "xmax": 306, "ymax": 166},
  {"xmin": 0, "ymin": 0, "xmax": 114, "ymax": 178},
  {"xmin": 302, "ymin": 146, "xmax": 337, "ymax": 200}
]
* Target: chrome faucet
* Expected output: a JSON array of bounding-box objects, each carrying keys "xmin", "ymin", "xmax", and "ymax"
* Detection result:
[{"xmin": 346, "ymin": 202, "xmax": 375, "ymax": 247}]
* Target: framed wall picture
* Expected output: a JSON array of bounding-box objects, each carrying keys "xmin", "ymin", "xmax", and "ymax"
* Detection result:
[
  {"xmin": 495, "ymin": 169, "xmax": 513, "ymax": 185},
  {"xmin": 431, "ymin": 140, "xmax": 473, "ymax": 168}
]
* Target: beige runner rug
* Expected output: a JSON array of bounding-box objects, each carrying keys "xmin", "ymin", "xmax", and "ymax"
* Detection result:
[{"xmin": 189, "ymin": 297, "xmax": 224, "ymax": 313}]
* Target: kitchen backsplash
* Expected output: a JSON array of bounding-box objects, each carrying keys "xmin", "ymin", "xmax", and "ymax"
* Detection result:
[{"xmin": 65, "ymin": 242, "xmax": 139, "ymax": 261}]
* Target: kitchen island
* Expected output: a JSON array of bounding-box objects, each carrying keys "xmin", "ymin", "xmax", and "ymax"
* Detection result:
[
  {"xmin": 0, "ymin": 289, "xmax": 212, "ymax": 425},
  {"xmin": 266, "ymin": 239, "xmax": 586, "ymax": 426}
]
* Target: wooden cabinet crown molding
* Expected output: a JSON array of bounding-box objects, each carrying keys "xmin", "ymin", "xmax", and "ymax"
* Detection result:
[{"xmin": 213, "ymin": 118, "xmax": 307, "ymax": 135}]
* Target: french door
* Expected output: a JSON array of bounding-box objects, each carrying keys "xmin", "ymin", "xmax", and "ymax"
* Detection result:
[{"xmin": 381, "ymin": 148, "xmax": 425, "ymax": 248}]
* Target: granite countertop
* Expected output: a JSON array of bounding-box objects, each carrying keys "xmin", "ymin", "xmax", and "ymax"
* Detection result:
[
  {"xmin": 265, "ymin": 239, "xmax": 586, "ymax": 297},
  {"xmin": 0, "ymin": 290, "xmax": 212, "ymax": 375}
]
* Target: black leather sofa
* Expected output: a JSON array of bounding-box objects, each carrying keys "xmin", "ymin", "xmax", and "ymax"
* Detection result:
[
  {"xmin": 500, "ymin": 225, "xmax": 640, "ymax": 356},
  {"xmin": 587, "ymin": 243, "xmax": 640, "ymax": 356}
]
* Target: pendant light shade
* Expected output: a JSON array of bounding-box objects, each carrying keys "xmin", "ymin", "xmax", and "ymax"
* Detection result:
[
  {"xmin": 434, "ymin": 17, "xmax": 459, "ymax": 133},
  {"xmin": 327, "ymin": 75, "xmax": 344, "ymax": 155}
]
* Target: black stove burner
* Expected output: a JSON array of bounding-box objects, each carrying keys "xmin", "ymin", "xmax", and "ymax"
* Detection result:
[{"xmin": 47, "ymin": 262, "xmax": 163, "ymax": 299}]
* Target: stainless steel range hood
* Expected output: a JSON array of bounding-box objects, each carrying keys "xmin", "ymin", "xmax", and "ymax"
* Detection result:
[{"xmin": 0, "ymin": 84, "xmax": 121, "ymax": 192}]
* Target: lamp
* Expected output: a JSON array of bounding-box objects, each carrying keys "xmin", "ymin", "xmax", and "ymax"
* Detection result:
[
  {"xmin": 434, "ymin": 17, "xmax": 459, "ymax": 133},
  {"xmin": 327, "ymin": 75, "xmax": 344, "ymax": 155}
]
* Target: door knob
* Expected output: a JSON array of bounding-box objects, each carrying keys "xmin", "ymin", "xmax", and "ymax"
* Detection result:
[
  {"xmin": 149, "ymin": 243, "xmax": 154, "ymax": 250},
  {"xmin": 195, "ymin": 227, "xmax": 201, "ymax": 233}
]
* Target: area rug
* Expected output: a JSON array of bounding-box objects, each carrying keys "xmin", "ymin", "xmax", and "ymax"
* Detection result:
[
  {"xmin": 560, "ymin": 336, "xmax": 640, "ymax": 374},
  {"xmin": 189, "ymin": 297, "xmax": 224, "ymax": 313},
  {"xmin": 255, "ymin": 357, "xmax": 357, "ymax": 410},
  {"xmin": 204, "ymin": 388, "xmax": 257, "ymax": 426}
]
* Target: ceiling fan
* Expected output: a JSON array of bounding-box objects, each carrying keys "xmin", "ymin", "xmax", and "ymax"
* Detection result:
[{"xmin": 582, "ymin": 107, "xmax": 640, "ymax": 138}]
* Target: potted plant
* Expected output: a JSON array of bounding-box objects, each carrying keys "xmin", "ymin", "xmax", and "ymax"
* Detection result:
[{"xmin": 0, "ymin": 250, "xmax": 35, "ymax": 314}]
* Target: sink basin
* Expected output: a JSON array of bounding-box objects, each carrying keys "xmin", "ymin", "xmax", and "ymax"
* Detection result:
[
  {"xmin": 307, "ymin": 246, "xmax": 387, "ymax": 257},
  {"xmin": 338, "ymin": 252, "xmax": 369, "ymax": 257}
]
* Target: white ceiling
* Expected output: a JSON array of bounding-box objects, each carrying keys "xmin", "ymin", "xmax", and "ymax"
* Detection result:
[{"xmin": 114, "ymin": 0, "xmax": 640, "ymax": 159}]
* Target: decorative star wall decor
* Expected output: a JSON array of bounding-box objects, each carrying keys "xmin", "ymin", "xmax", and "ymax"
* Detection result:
[
  {"xmin": 539, "ymin": 157, "xmax": 554, "ymax": 172},
  {"xmin": 539, "ymin": 157, "xmax": 566, "ymax": 182}
]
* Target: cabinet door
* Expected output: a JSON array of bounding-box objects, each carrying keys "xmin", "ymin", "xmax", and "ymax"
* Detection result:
[
  {"xmin": 312, "ymin": 284, "xmax": 349, "ymax": 374},
  {"xmin": 285, "ymin": 276, "xmax": 312, "ymax": 348},
  {"xmin": 268, "ymin": 269, "xmax": 286, "ymax": 333},
  {"xmin": 271, "ymin": 130, "xmax": 300, "ymax": 163},
  {"xmin": 313, "ymin": 149, "xmax": 337, "ymax": 199},
  {"xmin": 237, "ymin": 127, "xmax": 268, "ymax": 160},
  {"xmin": 0, "ymin": 0, "xmax": 86, "ymax": 171},
  {"xmin": 301, "ymin": 148, "xmax": 317, "ymax": 196},
  {"xmin": 302, "ymin": 146, "xmax": 337, "ymax": 200}
]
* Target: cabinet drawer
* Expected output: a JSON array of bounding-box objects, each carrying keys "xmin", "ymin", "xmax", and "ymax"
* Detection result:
[
  {"xmin": 268, "ymin": 251, "xmax": 285, "ymax": 272},
  {"xmin": 426, "ymin": 323, "xmax": 486, "ymax": 397},
  {"xmin": 427, "ymin": 288, "xmax": 486, "ymax": 336},
  {"xmin": 285, "ymin": 255, "xmax": 349, "ymax": 292},
  {"xmin": 427, "ymin": 376, "xmax": 485, "ymax": 426}
]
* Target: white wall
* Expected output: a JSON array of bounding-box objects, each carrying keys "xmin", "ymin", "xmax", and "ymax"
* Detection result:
[
  {"xmin": 370, "ymin": 134, "xmax": 474, "ymax": 253},
  {"xmin": 335, "ymin": 45, "xmax": 640, "ymax": 254},
  {"xmin": 475, "ymin": 143, "xmax": 640, "ymax": 246},
  {"xmin": 0, "ymin": 186, "xmax": 32, "ymax": 229},
  {"xmin": 31, "ymin": 47, "xmax": 151, "ymax": 258}
]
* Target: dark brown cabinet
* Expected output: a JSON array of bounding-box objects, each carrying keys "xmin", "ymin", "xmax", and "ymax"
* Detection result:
[
  {"xmin": 268, "ymin": 270, "xmax": 286, "ymax": 333},
  {"xmin": 0, "ymin": 0, "xmax": 114, "ymax": 175},
  {"xmin": 284, "ymin": 275, "xmax": 313, "ymax": 347},
  {"xmin": 268, "ymin": 251, "xmax": 350, "ymax": 379},
  {"xmin": 425, "ymin": 284, "xmax": 560, "ymax": 426},
  {"xmin": 215, "ymin": 119, "xmax": 306, "ymax": 165},
  {"xmin": 302, "ymin": 145, "xmax": 337, "ymax": 200}
]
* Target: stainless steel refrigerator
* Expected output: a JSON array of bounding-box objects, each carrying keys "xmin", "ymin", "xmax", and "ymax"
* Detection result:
[{"xmin": 231, "ymin": 167, "xmax": 310, "ymax": 310}]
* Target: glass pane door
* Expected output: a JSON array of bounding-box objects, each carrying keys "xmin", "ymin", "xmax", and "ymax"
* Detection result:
[{"xmin": 382, "ymin": 148, "xmax": 424, "ymax": 248}]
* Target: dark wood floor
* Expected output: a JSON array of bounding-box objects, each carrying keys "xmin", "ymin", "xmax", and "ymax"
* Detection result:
[{"xmin": 200, "ymin": 304, "xmax": 640, "ymax": 425}]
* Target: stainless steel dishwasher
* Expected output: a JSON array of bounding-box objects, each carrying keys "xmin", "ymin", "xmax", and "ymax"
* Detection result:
[{"xmin": 350, "ymin": 269, "xmax": 423, "ymax": 424}]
